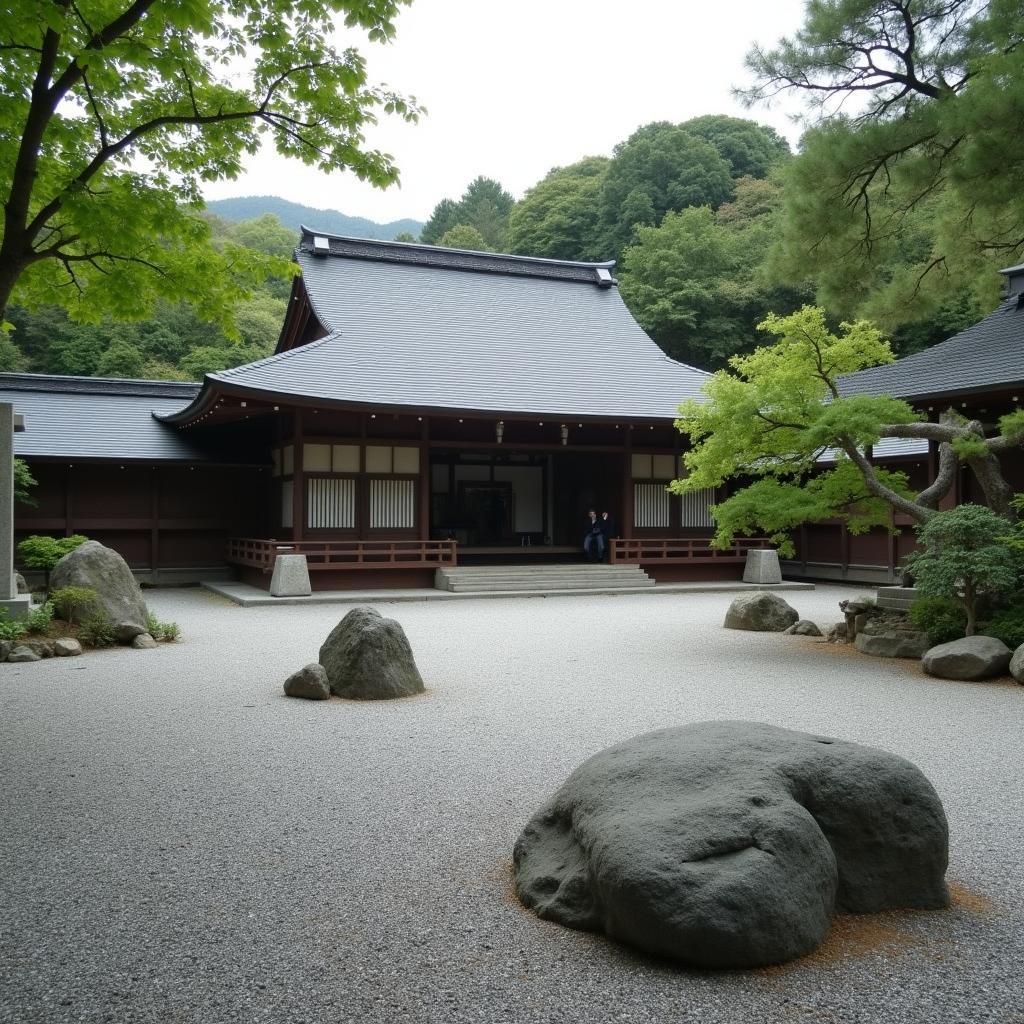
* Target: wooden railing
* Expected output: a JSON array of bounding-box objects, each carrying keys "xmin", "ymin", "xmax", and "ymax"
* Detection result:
[
  {"xmin": 610, "ymin": 537, "xmax": 769, "ymax": 564},
  {"xmin": 227, "ymin": 538, "xmax": 458, "ymax": 572}
]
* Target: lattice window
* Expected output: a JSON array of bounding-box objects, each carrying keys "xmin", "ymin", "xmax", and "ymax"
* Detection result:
[
  {"xmin": 369, "ymin": 478, "xmax": 416, "ymax": 529},
  {"xmin": 634, "ymin": 483, "xmax": 670, "ymax": 528},
  {"xmin": 680, "ymin": 487, "xmax": 716, "ymax": 528},
  {"xmin": 306, "ymin": 477, "xmax": 356, "ymax": 529}
]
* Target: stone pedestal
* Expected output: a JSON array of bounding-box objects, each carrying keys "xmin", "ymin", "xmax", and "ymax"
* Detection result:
[
  {"xmin": 0, "ymin": 402, "xmax": 30, "ymax": 620},
  {"xmin": 742, "ymin": 548, "xmax": 782, "ymax": 585},
  {"xmin": 270, "ymin": 553, "xmax": 312, "ymax": 597}
]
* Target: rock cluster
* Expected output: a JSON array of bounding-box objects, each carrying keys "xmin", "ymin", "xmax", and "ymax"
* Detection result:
[
  {"xmin": 514, "ymin": 721, "xmax": 949, "ymax": 969},
  {"xmin": 283, "ymin": 606, "xmax": 424, "ymax": 701}
]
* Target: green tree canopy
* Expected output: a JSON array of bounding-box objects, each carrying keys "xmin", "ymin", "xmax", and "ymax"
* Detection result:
[
  {"xmin": 421, "ymin": 178, "xmax": 514, "ymax": 250},
  {"xmin": 0, "ymin": 1, "xmax": 421, "ymax": 329},
  {"xmin": 507, "ymin": 157, "xmax": 609, "ymax": 262},
  {"xmin": 674, "ymin": 306, "xmax": 1024, "ymax": 555},
  {"xmin": 436, "ymin": 224, "xmax": 492, "ymax": 252},
  {"xmin": 419, "ymin": 199, "xmax": 463, "ymax": 246},
  {"xmin": 743, "ymin": 0, "xmax": 1024, "ymax": 326},
  {"xmin": 598, "ymin": 122, "xmax": 735, "ymax": 256},
  {"xmin": 679, "ymin": 115, "xmax": 790, "ymax": 179},
  {"xmin": 619, "ymin": 177, "xmax": 812, "ymax": 368}
]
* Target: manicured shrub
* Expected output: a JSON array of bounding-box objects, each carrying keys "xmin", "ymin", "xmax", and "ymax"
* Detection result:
[
  {"xmin": 78, "ymin": 613, "xmax": 115, "ymax": 649},
  {"xmin": 0, "ymin": 609, "xmax": 27, "ymax": 644},
  {"xmin": 146, "ymin": 612, "xmax": 181, "ymax": 642},
  {"xmin": 981, "ymin": 607, "xmax": 1024, "ymax": 651},
  {"xmin": 51, "ymin": 586, "xmax": 100, "ymax": 625},
  {"xmin": 904, "ymin": 506, "xmax": 1022, "ymax": 635},
  {"xmin": 23, "ymin": 601, "xmax": 54, "ymax": 635},
  {"xmin": 908, "ymin": 596, "xmax": 967, "ymax": 645},
  {"xmin": 16, "ymin": 534, "xmax": 89, "ymax": 590}
]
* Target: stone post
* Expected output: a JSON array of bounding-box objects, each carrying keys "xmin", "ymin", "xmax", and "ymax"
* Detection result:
[
  {"xmin": 742, "ymin": 548, "xmax": 783, "ymax": 585},
  {"xmin": 1, "ymin": 402, "xmax": 30, "ymax": 618}
]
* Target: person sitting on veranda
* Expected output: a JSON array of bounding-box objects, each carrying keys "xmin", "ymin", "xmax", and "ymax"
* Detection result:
[
  {"xmin": 600, "ymin": 510, "xmax": 618, "ymax": 562},
  {"xmin": 583, "ymin": 508, "xmax": 605, "ymax": 562}
]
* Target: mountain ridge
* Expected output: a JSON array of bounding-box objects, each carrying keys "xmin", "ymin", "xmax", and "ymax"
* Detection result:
[{"xmin": 205, "ymin": 195, "xmax": 423, "ymax": 240}]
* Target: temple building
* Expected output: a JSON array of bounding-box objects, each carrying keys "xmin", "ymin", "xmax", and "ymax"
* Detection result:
[
  {"xmin": 1, "ymin": 231, "xmax": 764, "ymax": 591},
  {"xmin": 5, "ymin": 235, "xmax": 1021, "ymax": 590}
]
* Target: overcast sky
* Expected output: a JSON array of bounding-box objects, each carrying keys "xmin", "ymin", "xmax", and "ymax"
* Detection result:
[{"xmin": 202, "ymin": 0, "xmax": 810, "ymax": 224}]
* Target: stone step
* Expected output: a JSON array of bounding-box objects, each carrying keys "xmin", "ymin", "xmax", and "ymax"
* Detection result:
[
  {"xmin": 436, "ymin": 563, "xmax": 653, "ymax": 593},
  {"xmin": 438, "ymin": 564, "xmax": 642, "ymax": 576},
  {"xmin": 446, "ymin": 579, "xmax": 657, "ymax": 593}
]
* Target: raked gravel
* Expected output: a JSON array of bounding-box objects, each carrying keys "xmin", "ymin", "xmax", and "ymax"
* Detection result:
[{"xmin": 1, "ymin": 584, "xmax": 1022, "ymax": 1024}]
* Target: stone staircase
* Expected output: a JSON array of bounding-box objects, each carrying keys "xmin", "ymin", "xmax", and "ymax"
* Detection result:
[
  {"xmin": 875, "ymin": 586, "xmax": 917, "ymax": 612},
  {"xmin": 434, "ymin": 563, "xmax": 655, "ymax": 594}
]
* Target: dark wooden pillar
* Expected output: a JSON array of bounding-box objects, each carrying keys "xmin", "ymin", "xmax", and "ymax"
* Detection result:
[
  {"xmin": 621, "ymin": 427, "xmax": 633, "ymax": 539},
  {"xmin": 418, "ymin": 417, "xmax": 430, "ymax": 540},
  {"xmin": 150, "ymin": 467, "xmax": 160, "ymax": 582},
  {"xmin": 64, "ymin": 464, "xmax": 74, "ymax": 537},
  {"xmin": 292, "ymin": 408, "xmax": 305, "ymax": 541}
]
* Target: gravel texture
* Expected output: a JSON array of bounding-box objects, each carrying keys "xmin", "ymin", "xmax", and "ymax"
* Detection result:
[{"xmin": 1, "ymin": 584, "xmax": 1022, "ymax": 1024}]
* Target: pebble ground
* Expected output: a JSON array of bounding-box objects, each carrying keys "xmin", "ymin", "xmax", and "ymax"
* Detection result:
[{"xmin": 1, "ymin": 584, "xmax": 1022, "ymax": 1024}]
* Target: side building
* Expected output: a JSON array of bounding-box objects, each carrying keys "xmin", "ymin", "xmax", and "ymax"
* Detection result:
[
  {"xmin": 2, "ymin": 232, "xmax": 765, "ymax": 590},
  {"xmin": 782, "ymin": 262, "xmax": 1024, "ymax": 584}
]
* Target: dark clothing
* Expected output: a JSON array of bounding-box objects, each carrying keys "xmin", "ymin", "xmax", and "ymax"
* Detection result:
[
  {"xmin": 600, "ymin": 515, "xmax": 618, "ymax": 540},
  {"xmin": 583, "ymin": 514, "xmax": 604, "ymax": 561}
]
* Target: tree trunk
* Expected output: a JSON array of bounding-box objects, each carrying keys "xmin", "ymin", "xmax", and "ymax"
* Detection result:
[
  {"xmin": 963, "ymin": 449, "xmax": 1016, "ymax": 520},
  {"xmin": 963, "ymin": 582, "xmax": 976, "ymax": 637}
]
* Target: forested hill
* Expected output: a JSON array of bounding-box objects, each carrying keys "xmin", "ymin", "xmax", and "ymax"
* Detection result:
[{"xmin": 206, "ymin": 196, "xmax": 423, "ymax": 240}]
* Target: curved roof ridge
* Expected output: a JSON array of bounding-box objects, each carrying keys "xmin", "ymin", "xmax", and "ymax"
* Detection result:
[{"xmin": 298, "ymin": 226, "xmax": 616, "ymax": 270}]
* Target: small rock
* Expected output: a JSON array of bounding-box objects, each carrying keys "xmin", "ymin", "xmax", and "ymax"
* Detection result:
[
  {"xmin": 855, "ymin": 630, "xmax": 931, "ymax": 659},
  {"xmin": 283, "ymin": 663, "xmax": 330, "ymax": 700},
  {"xmin": 115, "ymin": 622, "xmax": 147, "ymax": 644},
  {"xmin": 784, "ymin": 619, "xmax": 823, "ymax": 637},
  {"xmin": 14, "ymin": 572, "xmax": 28, "ymax": 594},
  {"xmin": 724, "ymin": 593, "xmax": 799, "ymax": 632},
  {"xmin": 922, "ymin": 636, "xmax": 1011, "ymax": 681},
  {"xmin": 23, "ymin": 639, "xmax": 55, "ymax": 658},
  {"xmin": 0, "ymin": 640, "xmax": 11, "ymax": 662},
  {"xmin": 825, "ymin": 621, "xmax": 848, "ymax": 643},
  {"xmin": 7, "ymin": 646, "xmax": 41, "ymax": 663},
  {"xmin": 53, "ymin": 637, "xmax": 83, "ymax": 657},
  {"xmin": 131, "ymin": 633, "xmax": 158, "ymax": 650},
  {"xmin": 1010, "ymin": 644, "xmax": 1024, "ymax": 685}
]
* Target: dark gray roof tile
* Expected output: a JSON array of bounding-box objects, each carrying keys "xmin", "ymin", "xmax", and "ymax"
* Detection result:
[
  {"xmin": 198, "ymin": 239, "xmax": 709, "ymax": 419},
  {"xmin": 840, "ymin": 298, "xmax": 1024, "ymax": 400},
  {"xmin": 0, "ymin": 375, "xmax": 213, "ymax": 461}
]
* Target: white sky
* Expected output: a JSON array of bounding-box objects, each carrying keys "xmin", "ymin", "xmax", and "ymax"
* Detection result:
[{"xmin": 202, "ymin": 0, "xmax": 810, "ymax": 223}]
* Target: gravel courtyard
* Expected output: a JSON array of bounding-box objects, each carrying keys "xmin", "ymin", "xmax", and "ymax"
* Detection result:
[{"xmin": 2, "ymin": 584, "xmax": 1022, "ymax": 1024}]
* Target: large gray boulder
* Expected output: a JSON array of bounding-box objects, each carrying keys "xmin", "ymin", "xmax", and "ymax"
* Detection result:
[
  {"xmin": 513, "ymin": 721, "xmax": 948, "ymax": 969},
  {"xmin": 319, "ymin": 606, "xmax": 424, "ymax": 700},
  {"xmin": 50, "ymin": 541, "xmax": 148, "ymax": 642},
  {"xmin": 922, "ymin": 636, "xmax": 1011, "ymax": 681},
  {"xmin": 855, "ymin": 630, "xmax": 930, "ymax": 659},
  {"xmin": 724, "ymin": 593, "xmax": 799, "ymax": 632}
]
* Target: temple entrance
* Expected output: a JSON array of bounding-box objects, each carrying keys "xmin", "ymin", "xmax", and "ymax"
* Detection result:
[{"xmin": 429, "ymin": 449, "xmax": 624, "ymax": 552}]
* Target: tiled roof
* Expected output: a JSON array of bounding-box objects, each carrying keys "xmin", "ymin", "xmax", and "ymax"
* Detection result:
[
  {"xmin": 0, "ymin": 374, "xmax": 215, "ymax": 461},
  {"xmin": 174, "ymin": 233, "xmax": 710, "ymax": 421},
  {"xmin": 840, "ymin": 297, "xmax": 1024, "ymax": 400}
]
